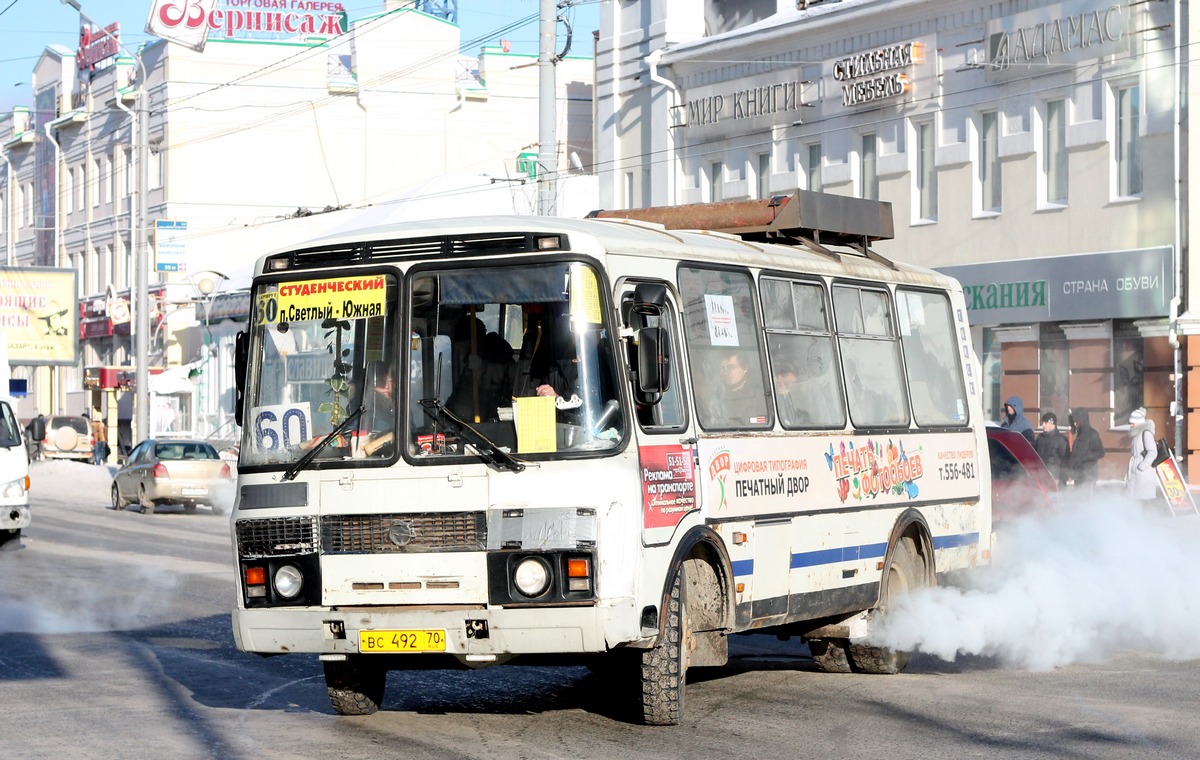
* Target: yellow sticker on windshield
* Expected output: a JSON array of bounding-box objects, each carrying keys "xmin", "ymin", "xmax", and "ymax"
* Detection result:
[{"xmin": 273, "ymin": 275, "xmax": 387, "ymax": 322}]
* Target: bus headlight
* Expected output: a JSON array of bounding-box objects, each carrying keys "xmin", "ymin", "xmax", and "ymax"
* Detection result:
[
  {"xmin": 513, "ymin": 557, "xmax": 551, "ymax": 597},
  {"xmin": 274, "ymin": 564, "xmax": 304, "ymax": 599},
  {"xmin": 0, "ymin": 477, "xmax": 27, "ymax": 499}
]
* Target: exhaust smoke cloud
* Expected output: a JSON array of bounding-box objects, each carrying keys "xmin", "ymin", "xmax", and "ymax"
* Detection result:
[{"xmin": 870, "ymin": 497, "xmax": 1200, "ymax": 669}]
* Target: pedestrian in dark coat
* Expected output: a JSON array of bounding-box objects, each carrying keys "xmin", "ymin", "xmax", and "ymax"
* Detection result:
[
  {"xmin": 1033, "ymin": 411, "xmax": 1069, "ymax": 485},
  {"xmin": 1067, "ymin": 407, "xmax": 1105, "ymax": 493},
  {"xmin": 1000, "ymin": 395, "xmax": 1036, "ymax": 444}
]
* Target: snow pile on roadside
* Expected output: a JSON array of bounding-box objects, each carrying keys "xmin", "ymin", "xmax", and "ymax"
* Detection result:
[
  {"xmin": 869, "ymin": 497, "xmax": 1200, "ymax": 669},
  {"xmin": 31, "ymin": 459, "xmax": 114, "ymax": 493}
]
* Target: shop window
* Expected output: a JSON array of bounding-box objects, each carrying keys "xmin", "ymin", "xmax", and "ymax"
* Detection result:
[
  {"xmin": 1115, "ymin": 84, "xmax": 1141, "ymax": 197},
  {"xmin": 979, "ymin": 111, "xmax": 1000, "ymax": 213},
  {"xmin": 1044, "ymin": 99, "xmax": 1068, "ymax": 205},
  {"xmin": 1113, "ymin": 324, "xmax": 1144, "ymax": 425},
  {"xmin": 1039, "ymin": 324, "xmax": 1069, "ymax": 421},
  {"xmin": 860, "ymin": 133, "xmax": 878, "ymax": 200}
]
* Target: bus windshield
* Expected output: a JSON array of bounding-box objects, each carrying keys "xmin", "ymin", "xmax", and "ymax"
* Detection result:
[
  {"xmin": 408, "ymin": 260, "xmax": 625, "ymax": 459},
  {"xmin": 241, "ymin": 272, "xmax": 398, "ymax": 468}
]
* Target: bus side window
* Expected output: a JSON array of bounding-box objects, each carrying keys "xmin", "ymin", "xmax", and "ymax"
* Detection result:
[
  {"xmin": 897, "ymin": 289, "xmax": 968, "ymax": 425},
  {"xmin": 833, "ymin": 284, "xmax": 910, "ymax": 428},
  {"xmin": 678, "ymin": 266, "xmax": 772, "ymax": 431},
  {"xmin": 623, "ymin": 288, "xmax": 686, "ymax": 431}
]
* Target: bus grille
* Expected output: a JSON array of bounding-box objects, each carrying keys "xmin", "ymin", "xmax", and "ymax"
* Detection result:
[
  {"xmin": 321, "ymin": 512, "xmax": 487, "ymax": 554},
  {"xmin": 235, "ymin": 516, "xmax": 319, "ymax": 558}
]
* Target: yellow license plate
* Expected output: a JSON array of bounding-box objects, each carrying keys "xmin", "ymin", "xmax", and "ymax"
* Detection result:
[{"xmin": 359, "ymin": 629, "xmax": 446, "ymax": 653}]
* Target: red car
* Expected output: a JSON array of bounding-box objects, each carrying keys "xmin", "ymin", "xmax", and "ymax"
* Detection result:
[{"xmin": 986, "ymin": 425, "xmax": 1059, "ymax": 523}]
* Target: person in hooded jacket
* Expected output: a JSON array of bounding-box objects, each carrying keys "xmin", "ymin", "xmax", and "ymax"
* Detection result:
[
  {"xmin": 1033, "ymin": 411, "xmax": 1068, "ymax": 485},
  {"xmin": 1124, "ymin": 407, "xmax": 1159, "ymax": 505},
  {"xmin": 1066, "ymin": 407, "xmax": 1105, "ymax": 492},
  {"xmin": 1000, "ymin": 395, "xmax": 1036, "ymax": 444}
]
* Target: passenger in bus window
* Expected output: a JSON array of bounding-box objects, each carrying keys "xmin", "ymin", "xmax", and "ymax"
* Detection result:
[
  {"xmin": 773, "ymin": 358, "xmax": 800, "ymax": 424},
  {"xmin": 794, "ymin": 340, "xmax": 839, "ymax": 425},
  {"xmin": 719, "ymin": 351, "xmax": 761, "ymax": 424}
]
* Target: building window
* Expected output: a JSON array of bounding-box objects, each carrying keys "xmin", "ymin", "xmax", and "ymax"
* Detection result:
[
  {"xmin": 1115, "ymin": 84, "xmax": 1142, "ymax": 196},
  {"xmin": 65, "ymin": 168, "xmax": 74, "ymax": 214},
  {"xmin": 860, "ymin": 133, "xmax": 878, "ymax": 200},
  {"xmin": 916, "ymin": 121, "xmax": 937, "ymax": 221},
  {"xmin": 1044, "ymin": 99, "xmax": 1068, "ymax": 204},
  {"xmin": 755, "ymin": 153, "xmax": 770, "ymax": 199},
  {"xmin": 980, "ymin": 111, "xmax": 1000, "ymax": 213},
  {"xmin": 1039, "ymin": 324, "xmax": 1069, "ymax": 421},
  {"xmin": 17, "ymin": 185, "xmax": 24, "ymax": 228},
  {"xmin": 78, "ymin": 162, "xmax": 87, "ymax": 211},
  {"xmin": 104, "ymin": 155, "xmax": 113, "ymax": 204},
  {"xmin": 708, "ymin": 161, "xmax": 723, "ymax": 202},
  {"xmin": 124, "ymin": 148, "xmax": 132, "ymax": 198},
  {"xmin": 26, "ymin": 182, "xmax": 33, "ymax": 227},
  {"xmin": 1113, "ymin": 323, "xmax": 1144, "ymax": 425},
  {"xmin": 806, "ymin": 143, "xmax": 822, "ymax": 192},
  {"xmin": 150, "ymin": 148, "xmax": 163, "ymax": 190},
  {"xmin": 92, "ymin": 158, "xmax": 101, "ymax": 207}
]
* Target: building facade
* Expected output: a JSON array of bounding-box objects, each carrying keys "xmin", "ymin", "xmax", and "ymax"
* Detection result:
[
  {"xmin": 597, "ymin": 0, "xmax": 1195, "ymax": 478},
  {"xmin": 0, "ymin": 0, "xmax": 593, "ymax": 449}
]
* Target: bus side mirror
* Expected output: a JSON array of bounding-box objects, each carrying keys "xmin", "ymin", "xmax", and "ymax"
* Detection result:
[
  {"xmin": 636, "ymin": 326, "xmax": 671, "ymax": 396},
  {"xmin": 234, "ymin": 330, "xmax": 249, "ymax": 427},
  {"xmin": 632, "ymin": 282, "xmax": 667, "ymax": 317}
]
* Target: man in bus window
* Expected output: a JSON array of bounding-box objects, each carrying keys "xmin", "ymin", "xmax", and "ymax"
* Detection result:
[
  {"xmin": 719, "ymin": 351, "xmax": 761, "ymax": 424},
  {"xmin": 773, "ymin": 359, "xmax": 800, "ymax": 425}
]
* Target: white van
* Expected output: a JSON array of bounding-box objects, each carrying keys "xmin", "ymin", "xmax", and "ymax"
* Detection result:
[{"xmin": 0, "ymin": 399, "xmax": 30, "ymax": 550}]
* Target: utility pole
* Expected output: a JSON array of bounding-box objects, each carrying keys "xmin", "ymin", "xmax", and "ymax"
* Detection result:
[
  {"xmin": 135, "ymin": 77, "xmax": 150, "ymax": 443},
  {"xmin": 537, "ymin": 0, "xmax": 557, "ymax": 215},
  {"xmin": 60, "ymin": 0, "xmax": 151, "ymax": 442}
]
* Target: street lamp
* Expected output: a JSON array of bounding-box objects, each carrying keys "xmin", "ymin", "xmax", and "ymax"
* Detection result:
[{"xmin": 59, "ymin": 0, "xmax": 151, "ymax": 444}]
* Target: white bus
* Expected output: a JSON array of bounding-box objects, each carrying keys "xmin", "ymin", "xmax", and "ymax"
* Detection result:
[{"xmin": 231, "ymin": 191, "xmax": 990, "ymax": 724}]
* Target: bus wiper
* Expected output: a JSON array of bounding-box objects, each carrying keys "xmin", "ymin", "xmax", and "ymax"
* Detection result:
[
  {"xmin": 418, "ymin": 398, "xmax": 525, "ymax": 474},
  {"xmin": 281, "ymin": 405, "xmax": 366, "ymax": 482}
]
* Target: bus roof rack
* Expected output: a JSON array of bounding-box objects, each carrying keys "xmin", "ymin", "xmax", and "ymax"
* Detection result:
[{"xmin": 588, "ymin": 190, "xmax": 895, "ymax": 257}]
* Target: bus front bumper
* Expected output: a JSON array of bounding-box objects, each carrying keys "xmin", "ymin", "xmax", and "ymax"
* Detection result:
[{"xmin": 233, "ymin": 599, "xmax": 643, "ymax": 657}]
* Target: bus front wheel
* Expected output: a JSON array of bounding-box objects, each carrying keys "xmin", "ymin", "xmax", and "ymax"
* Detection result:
[
  {"xmin": 848, "ymin": 535, "xmax": 927, "ymax": 674},
  {"xmin": 324, "ymin": 656, "xmax": 386, "ymax": 716},
  {"xmin": 639, "ymin": 568, "xmax": 689, "ymax": 726}
]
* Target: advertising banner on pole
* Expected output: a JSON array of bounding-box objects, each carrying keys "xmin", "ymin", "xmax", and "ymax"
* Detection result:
[{"xmin": 155, "ymin": 219, "xmax": 188, "ymax": 272}]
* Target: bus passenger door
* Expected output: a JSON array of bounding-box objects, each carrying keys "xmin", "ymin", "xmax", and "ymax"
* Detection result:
[{"xmin": 619, "ymin": 281, "xmax": 700, "ymax": 547}]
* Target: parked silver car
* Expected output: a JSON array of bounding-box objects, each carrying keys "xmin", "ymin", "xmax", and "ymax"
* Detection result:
[{"xmin": 110, "ymin": 439, "xmax": 231, "ymax": 514}]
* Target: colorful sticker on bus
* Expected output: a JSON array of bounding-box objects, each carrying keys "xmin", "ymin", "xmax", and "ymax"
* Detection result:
[
  {"xmin": 640, "ymin": 443, "xmax": 697, "ymax": 528},
  {"xmin": 826, "ymin": 438, "xmax": 924, "ymax": 503},
  {"xmin": 256, "ymin": 275, "xmax": 387, "ymax": 325}
]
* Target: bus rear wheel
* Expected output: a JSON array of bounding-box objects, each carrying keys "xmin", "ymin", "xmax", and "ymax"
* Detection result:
[
  {"xmin": 639, "ymin": 568, "xmax": 689, "ymax": 726},
  {"xmin": 324, "ymin": 656, "xmax": 386, "ymax": 716},
  {"xmin": 848, "ymin": 535, "xmax": 927, "ymax": 674},
  {"xmin": 808, "ymin": 638, "xmax": 853, "ymax": 673}
]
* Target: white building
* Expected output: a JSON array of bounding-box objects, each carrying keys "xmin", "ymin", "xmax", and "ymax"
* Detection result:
[
  {"xmin": 597, "ymin": 0, "xmax": 1197, "ymax": 478},
  {"xmin": 0, "ymin": 0, "xmax": 594, "ymax": 451}
]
